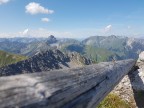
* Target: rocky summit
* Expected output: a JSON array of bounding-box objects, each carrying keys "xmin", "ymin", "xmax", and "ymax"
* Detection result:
[
  {"xmin": 46, "ymin": 35, "xmax": 58, "ymax": 44},
  {"xmin": 0, "ymin": 49, "xmax": 92, "ymax": 76}
]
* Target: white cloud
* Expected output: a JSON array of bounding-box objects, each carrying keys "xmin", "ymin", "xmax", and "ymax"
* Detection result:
[
  {"xmin": 0, "ymin": 0, "xmax": 10, "ymax": 5},
  {"xmin": 104, "ymin": 25, "xmax": 112, "ymax": 32},
  {"xmin": 26, "ymin": 29, "xmax": 74, "ymax": 38},
  {"xmin": 0, "ymin": 29, "xmax": 74, "ymax": 38},
  {"xmin": 0, "ymin": 28, "xmax": 142, "ymax": 39},
  {"xmin": 25, "ymin": 2, "xmax": 54, "ymax": 15},
  {"xmin": 41, "ymin": 18, "xmax": 50, "ymax": 22},
  {"xmin": 23, "ymin": 29, "xmax": 29, "ymax": 35}
]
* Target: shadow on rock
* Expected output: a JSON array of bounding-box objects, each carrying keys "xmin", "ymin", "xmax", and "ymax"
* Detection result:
[{"xmin": 128, "ymin": 66, "xmax": 144, "ymax": 108}]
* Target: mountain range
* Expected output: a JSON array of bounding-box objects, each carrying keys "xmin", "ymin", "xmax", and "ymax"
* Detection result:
[{"xmin": 0, "ymin": 35, "xmax": 144, "ymax": 62}]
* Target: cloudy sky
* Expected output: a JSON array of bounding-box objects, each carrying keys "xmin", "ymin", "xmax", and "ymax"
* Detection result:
[{"xmin": 0, "ymin": 0, "xmax": 144, "ymax": 38}]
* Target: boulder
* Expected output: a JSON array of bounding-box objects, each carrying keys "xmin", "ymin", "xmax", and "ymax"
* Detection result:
[{"xmin": 139, "ymin": 51, "xmax": 144, "ymax": 61}]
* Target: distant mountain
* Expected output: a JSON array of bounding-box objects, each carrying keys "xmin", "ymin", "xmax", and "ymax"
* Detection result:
[
  {"xmin": 20, "ymin": 41, "xmax": 51, "ymax": 57},
  {"xmin": 0, "ymin": 37, "xmax": 80, "ymax": 57},
  {"xmin": 0, "ymin": 37, "xmax": 48, "ymax": 54},
  {"xmin": 0, "ymin": 35, "xmax": 144, "ymax": 62},
  {"xmin": 0, "ymin": 37, "xmax": 46, "ymax": 43},
  {"xmin": 82, "ymin": 35, "xmax": 144, "ymax": 59},
  {"xmin": 46, "ymin": 35, "xmax": 57, "ymax": 44},
  {"xmin": 19, "ymin": 37, "xmax": 80, "ymax": 57},
  {"xmin": 0, "ymin": 50, "xmax": 26, "ymax": 68},
  {"xmin": 0, "ymin": 49, "xmax": 92, "ymax": 76},
  {"xmin": 61, "ymin": 35, "xmax": 144, "ymax": 62},
  {"xmin": 81, "ymin": 35, "xmax": 127, "ymax": 60},
  {"xmin": 0, "ymin": 40, "xmax": 27, "ymax": 54}
]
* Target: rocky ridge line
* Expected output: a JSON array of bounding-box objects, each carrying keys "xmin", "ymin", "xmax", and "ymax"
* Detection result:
[{"xmin": 0, "ymin": 49, "xmax": 92, "ymax": 76}]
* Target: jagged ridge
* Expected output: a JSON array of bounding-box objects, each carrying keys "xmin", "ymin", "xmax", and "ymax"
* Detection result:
[{"xmin": 0, "ymin": 49, "xmax": 92, "ymax": 76}]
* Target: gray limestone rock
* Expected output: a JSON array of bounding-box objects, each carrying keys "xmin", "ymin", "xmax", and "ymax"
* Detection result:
[{"xmin": 139, "ymin": 51, "xmax": 144, "ymax": 61}]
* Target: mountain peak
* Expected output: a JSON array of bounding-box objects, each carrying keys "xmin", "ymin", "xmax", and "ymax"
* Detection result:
[
  {"xmin": 109, "ymin": 35, "xmax": 117, "ymax": 38},
  {"xmin": 47, "ymin": 35, "xmax": 57, "ymax": 44},
  {"xmin": 48, "ymin": 35, "xmax": 55, "ymax": 39}
]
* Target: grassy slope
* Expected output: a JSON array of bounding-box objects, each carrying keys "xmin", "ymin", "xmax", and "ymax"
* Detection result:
[
  {"xmin": 84, "ymin": 45, "xmax": 116, "ymax": 62},
  {"xmin": 97, "ymin": 93, "xmax": 132, "ymax": 108},
  {"xmin": 83, "ymin": 36, "xmax": 127, "ymax": 58},
  {"xmin": 0, "ymin": 50, "xmax": 27, "ymax": 67},
  {"xmin": 60, "ymin": 44, "xmax": 119, "ymax": 63}
]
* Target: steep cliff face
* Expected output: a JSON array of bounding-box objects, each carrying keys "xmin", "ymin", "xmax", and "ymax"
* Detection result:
[
  {"xmin": 0, "ymin": 49, "xmax": 92, "ymax": 76},
  {"xmin": 113, "ymin": 51, "xmax": 144, "ymax": 108}
]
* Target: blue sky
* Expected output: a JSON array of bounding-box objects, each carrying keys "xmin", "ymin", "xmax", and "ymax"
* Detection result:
[{"xmin": 0, "ymin": 0, "xmax": 144, "ymax": 38}]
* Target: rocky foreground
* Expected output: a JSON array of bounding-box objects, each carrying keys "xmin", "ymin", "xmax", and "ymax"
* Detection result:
[{"xmin": 113, "ymin": 51, "xmax": 144, "ymax": 108}]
